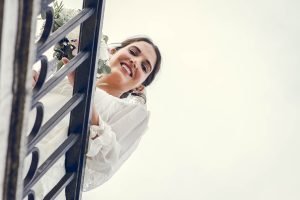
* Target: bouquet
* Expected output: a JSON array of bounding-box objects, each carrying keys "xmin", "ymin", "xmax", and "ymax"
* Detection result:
[{"xmin": 46, "ymin": 0, "xmax": 110, "ymax": 74}]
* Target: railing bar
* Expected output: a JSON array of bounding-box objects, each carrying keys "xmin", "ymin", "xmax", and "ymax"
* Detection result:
[
  {"xmin": 65, "ymin": 0, "xmax": 105, "ymax": 198},
  {"xmin": 28, "ymin": 93, "xmax": 84, "ymax": 152},
  {"xmin": 24, "ymin": 134, "xmax": 79, "ymax": 197},
  {"xmin": 40, "ymin": 0, "xmax": 55, "ymax": 14},
  {"xmin": 31, "ymin": 51, "xmax": 89, "ymax": 107},
  {"xmin": 44, "ymin": 173, "xmax": 75, "ymax": 200},
  {"xmin": 36, "ymin": 8, "xmax": 94, "ymax": 58}
]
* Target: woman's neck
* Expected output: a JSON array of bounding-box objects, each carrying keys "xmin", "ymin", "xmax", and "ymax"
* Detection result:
[{"xmin": 96, "ymin": 79, "xmax": 123, "ymax": 97}]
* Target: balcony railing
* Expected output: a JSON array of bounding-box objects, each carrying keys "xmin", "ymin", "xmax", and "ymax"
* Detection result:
[{"xmin": 2, "ymin": 0, "xmax": 105, "ymax": 199}]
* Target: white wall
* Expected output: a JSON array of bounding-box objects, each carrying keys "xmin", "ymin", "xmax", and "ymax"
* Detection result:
[{"xmin": 67, "ymin": 0, "xmax": 300, "ymax": 199}]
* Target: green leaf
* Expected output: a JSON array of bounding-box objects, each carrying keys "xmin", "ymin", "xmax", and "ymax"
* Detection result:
[{"xmin": 97, "ymin": 60, "xmax": 111, "ymax": 74}]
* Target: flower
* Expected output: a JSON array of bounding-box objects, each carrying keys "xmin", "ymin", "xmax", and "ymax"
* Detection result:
[{"xmin": 45, "ymin": 0, "xmax": 111, "ymax": 75}]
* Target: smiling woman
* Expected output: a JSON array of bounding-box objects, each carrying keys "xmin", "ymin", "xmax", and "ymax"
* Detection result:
[{"xmin": 31, "ymin": 35, "xmax": 162, "ymax": 194}]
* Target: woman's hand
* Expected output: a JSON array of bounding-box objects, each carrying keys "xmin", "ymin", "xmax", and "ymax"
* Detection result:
[{"xmin": 62, "ymin": 57, "xmax": 75, "ymax": 85}]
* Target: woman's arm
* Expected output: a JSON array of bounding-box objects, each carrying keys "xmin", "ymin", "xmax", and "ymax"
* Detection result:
[
  {"xmin": 61, "ymin": 57, "xmax": 99, "ymax": 126},
  {"xmin": 83, "ymin": 89, "xmax": 150, "ymax": 191},
  {"xmin": 90, "ymin": 104, "xmax": 100, "ymax": 127}
]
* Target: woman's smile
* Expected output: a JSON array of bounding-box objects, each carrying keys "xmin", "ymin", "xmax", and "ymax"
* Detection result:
[{"xmin": 120, "ymin": 61, "xmax": 135, "ymax": 78}]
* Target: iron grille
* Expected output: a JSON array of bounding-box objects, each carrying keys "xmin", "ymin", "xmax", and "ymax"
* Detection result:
[{"xmin": 3, "ymin": 0, "xmax": 106, "ymax": 199}]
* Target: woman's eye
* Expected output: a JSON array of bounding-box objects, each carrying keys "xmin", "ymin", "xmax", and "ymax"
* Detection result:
[
  {"xmin": 129, "ymin": 49, "xmax": 137, "ymax": 56},
  {"xmin": 141, "ymin": 63, "xmax": 148, "ymax": 73}
]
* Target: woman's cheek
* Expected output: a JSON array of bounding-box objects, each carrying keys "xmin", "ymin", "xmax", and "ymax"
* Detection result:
[
  {"xmin": 114, "ymin": 69, "xmax": 128, "ymax": 84},
  {"xmin": 136, "ymin": 71, "xmax": 145, "ymax": 83}
]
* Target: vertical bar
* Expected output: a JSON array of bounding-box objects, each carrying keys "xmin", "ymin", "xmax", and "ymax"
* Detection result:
[
  {"xmin": 0, "ymin": 0, "xmax": 4, "ymax": 52},
  {"xmin": 65, "ymin": 0, "xmax": 105, "ymax": 199},
  {"xmin": 2, "ymin": 0, "xmax": 38, "ymax": 199}
]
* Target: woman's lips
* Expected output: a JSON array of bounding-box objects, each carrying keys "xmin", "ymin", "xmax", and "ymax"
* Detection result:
[{"xmin": 120, "ymin": 62, "xmax": 133, "ymax": 77}]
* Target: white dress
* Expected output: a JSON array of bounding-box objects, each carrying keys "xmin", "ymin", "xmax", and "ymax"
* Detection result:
[{"xmin": 26, "ymin": 78, "xmax": 149, "ymax": 199}]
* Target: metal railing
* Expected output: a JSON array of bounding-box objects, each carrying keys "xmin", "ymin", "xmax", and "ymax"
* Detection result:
[{"xmin": 3, "ymin": 0, "xmax": 105, "ymax": 199}]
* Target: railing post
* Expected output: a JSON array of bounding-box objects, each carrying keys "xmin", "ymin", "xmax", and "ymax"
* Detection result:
[
  {"xmin": 65, "ymin": 0, "xmax": 105, "ymax": 199},
  {"xmin": 1, "ymin": 0, "xmax": 38, "ymax": 199}
]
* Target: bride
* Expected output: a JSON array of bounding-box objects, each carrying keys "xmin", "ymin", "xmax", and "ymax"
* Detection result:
[{"xmin": 29, "ymin": 36, "xmax": 162, "ymax": 199}]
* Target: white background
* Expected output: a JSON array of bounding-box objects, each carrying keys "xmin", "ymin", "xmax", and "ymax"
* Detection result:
[{"xmin": 64, "ymin": 0, "xmax": 300, "ymax": 199}]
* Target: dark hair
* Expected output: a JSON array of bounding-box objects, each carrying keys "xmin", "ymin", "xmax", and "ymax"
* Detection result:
[
  {"xmin": 116, "ymin": 36, "xmax": 162, "ymax": 101},
  {"xmin": 115, "ymin": 36, "xmax": 162, "ymax": 87}
]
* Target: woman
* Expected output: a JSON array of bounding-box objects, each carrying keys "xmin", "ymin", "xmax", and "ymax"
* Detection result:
[
  {"xmin": 30, "ymin": 36, "xmax": 162, "ymax": 197},
  {"xmin": 80, "ymin": 36, "xmax": 162, "ymax": 191}
]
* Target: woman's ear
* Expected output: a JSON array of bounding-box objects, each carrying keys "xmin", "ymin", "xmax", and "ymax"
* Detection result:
[
  {"xmin": 109, "ymin": 48, "xmax": 117, "ymax": 55},
  {"xmin": 134, "ymin": 85, "xmax": 145, "ymax": 93},
  {"xmin": 108, "ymin": 48, "xmax": 116, "ymax": 59}
]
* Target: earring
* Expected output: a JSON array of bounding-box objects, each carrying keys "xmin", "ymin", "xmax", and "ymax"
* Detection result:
[{"xmin": 131, "ymin": 85, "xmax": 145, "ymax": 95}]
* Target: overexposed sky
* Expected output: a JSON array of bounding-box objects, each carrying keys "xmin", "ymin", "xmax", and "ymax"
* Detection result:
[{"xmin": 65, "ymin": 0, "xmax": 300, "ymax": 199}]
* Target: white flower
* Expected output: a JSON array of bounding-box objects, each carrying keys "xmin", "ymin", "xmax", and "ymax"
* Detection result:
[{"xmin": 99, "ymin": 36, "xmax": 109, "ymax": 61}]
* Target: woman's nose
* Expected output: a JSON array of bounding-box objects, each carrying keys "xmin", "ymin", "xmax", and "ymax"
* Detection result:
[{"xmin": 130, "ymin": 59, "xmax": 137, "ymax": 69}]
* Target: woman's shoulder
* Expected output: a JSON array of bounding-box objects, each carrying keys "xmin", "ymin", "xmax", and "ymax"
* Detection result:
[
  {"xmin": 94, "ymin": 88, "xmax": 149, "ymax": 122},
  {"xmin": 94, "ymin": 88, "xmax": 147, "ymax": 108}
]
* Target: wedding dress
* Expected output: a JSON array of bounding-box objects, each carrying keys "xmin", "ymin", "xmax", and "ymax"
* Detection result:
[{"xmin": 25, "ymin": 77, "xmax": 149, "ymax": 199}]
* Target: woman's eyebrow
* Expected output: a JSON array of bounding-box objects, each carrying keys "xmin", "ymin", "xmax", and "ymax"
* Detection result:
[{"xmin": 133, "ymin": 46, "xmax": 153, "ymax": 70}]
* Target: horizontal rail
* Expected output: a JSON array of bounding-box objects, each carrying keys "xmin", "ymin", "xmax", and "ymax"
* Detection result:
[
  {"xmin": 24, "ymin": 134, "xmax": 80, "ymax": 197},
  {"xmin": 36, "ymin": 8, "xmax": 94, "ymax": 58},
  {"xmin": 28, "ymin": 93, "xmax": 84, "ymax": 153},
  {"xmin": 44, "ymin": 172, "xmax": 75, "ymax": 200},
  {"xmin": 32, "ymin": 51, "xmax": 89, "ymax": 107}
]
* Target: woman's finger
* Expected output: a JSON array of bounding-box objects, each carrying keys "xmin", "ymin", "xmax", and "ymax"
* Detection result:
[{"xmin": 62, "ymin": 57, "xmax": 70, "ymax": 65}]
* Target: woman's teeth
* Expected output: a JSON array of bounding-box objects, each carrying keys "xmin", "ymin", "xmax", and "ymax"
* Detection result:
[{"xmin": 121, "ymin": 64, "xmax": 132, "ymax": 76}]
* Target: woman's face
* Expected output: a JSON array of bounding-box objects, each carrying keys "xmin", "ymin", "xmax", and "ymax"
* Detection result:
[{"xmin": 107, "ymin": 41, "xmax": 157, "ymax": 93}]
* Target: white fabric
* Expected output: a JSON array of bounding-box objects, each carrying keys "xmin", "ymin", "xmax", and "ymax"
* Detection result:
[
  {"xmin": 25, "ymin": 78, "xmax": 149, "ymax": 198},
  {"xmin": 83, "ymin": 86, "xmax": 149, "ymax": 191}
]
